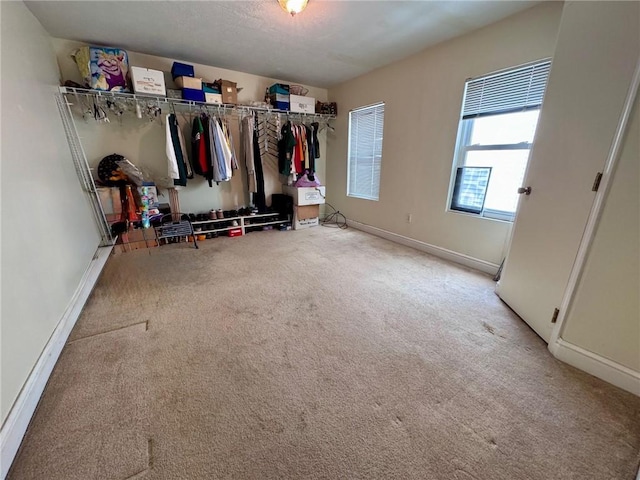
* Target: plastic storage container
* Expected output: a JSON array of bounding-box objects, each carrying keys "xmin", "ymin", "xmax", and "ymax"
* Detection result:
[
  {"xmin": 171, "ymin": 62, "xmax": 195, "ymax": 79},
  {"xmin": 182, "ymin": 88, "xmax": 205, "ymax": 102}
]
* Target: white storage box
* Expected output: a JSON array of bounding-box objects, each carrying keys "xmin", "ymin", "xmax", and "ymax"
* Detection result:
[
  {"xmin": 289, "ymin": 94, "xmax": 315, "ymax": 114},
  {"xmin": 283, "ymin": 185, "xmax": 326, "ymax": 206},
  {"xmin": 205, "ymin": 93, "xmax": 223, "ymax": 104},
  {"xmin": 130, "ymin": 66, "xmax": 166, "ymax": 96}
]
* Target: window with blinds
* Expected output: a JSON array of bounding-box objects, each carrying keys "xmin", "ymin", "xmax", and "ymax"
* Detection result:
[
  {"xmin": 347, "ymin": 103, "xmax": 385, "ymax": 201},
  {"xmin": 462, "ymin": 61, "xmax": 551, "ymax": 119},
  {"xmin": 448, "ymin": 60, "xmax": 551, "ymax": 221}
]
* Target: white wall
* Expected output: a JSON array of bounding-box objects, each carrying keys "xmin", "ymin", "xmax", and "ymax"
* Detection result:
[
  {"xmin": 52, "ymin": 38, "xmax": 329, "ymax": 214},
  {"xmin": 326, "ymin": 2, "xmax": 563, "ymax": 266},
  {"xmin": 0, "ymin": 2, "xmax": 101, "ymax": 423},
  {"xmin": 561, "ymin": 95, "xmax": 639, "ymax": 371}
]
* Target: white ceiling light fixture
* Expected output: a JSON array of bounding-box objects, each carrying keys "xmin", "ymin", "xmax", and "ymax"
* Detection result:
[{"xmin": 278, "ymin": 0, "xmax": 308, "ymax": 16}]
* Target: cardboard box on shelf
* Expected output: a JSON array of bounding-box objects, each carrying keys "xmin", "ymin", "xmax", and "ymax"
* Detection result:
[
  {"xmin": 175, "ymin": 76, "xmax": 202, "ymax": 90},
  {"xmin": 289, "ymin": 94, "xmax": 315, "ymax": 114},
  {"xmin": 130, "ymin": 66, "xmax": 166, "ymax": 96},
  {"xmin": 228, "ymin": 228, "xmax": 243, "ymax": 237},
  {"xmin": 283, "ymin": 185, "xmax": 326, "ymax": 206},
  {"xmin": 217, "ymin": 79, "xmax": 238, "ymax": 104}
]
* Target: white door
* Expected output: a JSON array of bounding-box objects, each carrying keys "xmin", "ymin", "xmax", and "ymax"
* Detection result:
[{"xmin": 496, "ymin": 1, "xmax": 640, "ymax": 342}]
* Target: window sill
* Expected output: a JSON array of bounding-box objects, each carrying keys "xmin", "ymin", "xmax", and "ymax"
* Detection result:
[
  {"xmin": 347, "ymin": 194, "xmax": 379, "ymax": 202},
  {"xmin": 446, "ymin": 208, "xmax": 514, "ymax": 225}
]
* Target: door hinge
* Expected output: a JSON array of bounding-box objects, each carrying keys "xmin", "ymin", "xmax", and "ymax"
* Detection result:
[
  {"xmin": 551, "ymin": 308, "xmax": 560, "ymax": 323},
  {"xmin": 592, "ymin": 172, "xmax": 603, "ymax": 192}
]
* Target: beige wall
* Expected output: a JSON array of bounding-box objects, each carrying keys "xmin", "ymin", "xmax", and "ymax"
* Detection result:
[
  {"xmin": 1, "ymin": 3, "xmax": 101, "ymax": 422},
  {"xmin": 52, "ymin": 38, "xmax": 328, "ymax": 214},
  {"xmin": 562, "ymin": 95, "xmax": 639, "ymax": 371},
  {"xmin": 326, "ymin": 2, "xmax": 563, "ymax": 266}
]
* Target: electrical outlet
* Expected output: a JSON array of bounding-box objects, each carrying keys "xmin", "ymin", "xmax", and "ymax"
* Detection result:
[{"xmin": 407, "ymin": 214, "xmax": 412, "ymax": 223}]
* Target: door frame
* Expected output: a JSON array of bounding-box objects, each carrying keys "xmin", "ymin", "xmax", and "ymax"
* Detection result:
[{"xmin": 548, "ymin": 56, "xmax": 640, "ymax": 395}]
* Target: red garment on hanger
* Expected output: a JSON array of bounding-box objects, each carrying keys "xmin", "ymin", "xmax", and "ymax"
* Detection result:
[{"xmin": 293, "ymin": 125, "xmax": 304, "ymax": 174}]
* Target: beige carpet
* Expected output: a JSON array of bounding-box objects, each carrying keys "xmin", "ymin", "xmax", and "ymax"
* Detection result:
[{"xmin": 8, "ymin": 227, "xmax": 640, "ymax": 479}]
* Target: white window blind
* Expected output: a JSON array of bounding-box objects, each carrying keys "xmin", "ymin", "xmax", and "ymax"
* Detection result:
[
  {"xmin": 347, "ymin": 103, "xmax": 385, "ymax": 201},
  {"xmin": 462, "ymin": 60, "xmax": 551, "ymax": 119}
]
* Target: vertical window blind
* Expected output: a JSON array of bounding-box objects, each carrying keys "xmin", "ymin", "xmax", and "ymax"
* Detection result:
[
  {"xmin": 462, "ymin": 60, "xmax": 551, "ymax": 119},
  {"xmin": 348, "ymin": 103, "xmax": 385, "ymax": 201}
]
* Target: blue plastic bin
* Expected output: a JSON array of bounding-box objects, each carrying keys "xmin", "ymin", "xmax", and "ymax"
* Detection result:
[
  {"xmin": 171, "ymin": 62, "xmax": 194, "ymax": 79},
  {"xmin": 182, "ymin": 88, "xmax": 205, "ymax": 102},
  {"xmin": 269, "ymin": 83, "xmax": 290, "ymax": 95}
]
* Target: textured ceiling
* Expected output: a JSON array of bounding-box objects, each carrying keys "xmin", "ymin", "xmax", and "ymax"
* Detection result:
[{"xmin": 26, "ymin": 1, "xmax": 539, "ymax": 88}]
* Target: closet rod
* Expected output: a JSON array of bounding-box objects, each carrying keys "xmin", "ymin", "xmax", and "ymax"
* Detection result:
[{"xmin": 59, "ymin": 86, "xmax": 336, "ymax": 120}]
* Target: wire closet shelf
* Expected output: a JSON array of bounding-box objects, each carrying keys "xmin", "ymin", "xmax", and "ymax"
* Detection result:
[{"xmin": 59, "ymin": 86, "xmax": 336, "ymax": 123}]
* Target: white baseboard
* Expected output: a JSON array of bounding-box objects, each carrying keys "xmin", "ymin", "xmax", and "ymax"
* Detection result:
[
  {"xmin": 346, "ymin": 219, "xmax": 500, "ymax": 276},
  {"xmin": 550, "ymin": 339, "xmax": 640, "ymax": 396},
  {"xmin": 0, "ymin": 245, "xmax": 112, "ymax": 479}
]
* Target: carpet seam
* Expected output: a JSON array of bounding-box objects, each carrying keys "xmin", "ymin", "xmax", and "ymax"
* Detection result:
[
  {"xmin": 121, "ymin": 438, "xmax": 153, "ymax": 480},
  {"xmin": 67, "ymin": 321, "xmax": 148, "ymax": 344}
]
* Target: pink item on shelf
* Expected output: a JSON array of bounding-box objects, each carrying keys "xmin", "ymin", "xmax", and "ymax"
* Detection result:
[{"xmin": 294, "ymin": 171, "xmax": 321, "ymax": 188}]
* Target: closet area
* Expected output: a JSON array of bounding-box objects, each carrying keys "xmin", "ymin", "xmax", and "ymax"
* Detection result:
[
  {"xmin": 55, "ymin": 51, "xmax": 335, "ymax": 251},
  {"xmin": 52, "ymin": 39, "xmax": 337, "ymax": 251}
]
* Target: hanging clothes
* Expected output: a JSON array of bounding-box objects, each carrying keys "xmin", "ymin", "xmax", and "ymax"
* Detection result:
[
  {"xmin": 166, "ymin": 115, "xmax": 180, "ymax": 181},
  {"xmin": 166, "ymin": 113, "xmax": 191, "ymax": 187},
  {"xmin": 177, "ymin": 116, "xmax": 193, "ymax": 179},
  {"xmin": 213, "ymin": 118, "xmax": 233, "ymax": 181},
  {"xmin": 241, "ymin": 115, "xmax": 257, "ymax": 193},
  {"xmin": 207, "ymin": 115, "xmax": 225, "ymax": 183},
  {"xmin": 278, "ymin": 121, "xmax": 296, "ymax": 176},
  {"xmin": 191, "ymin": 116, "xmax": 210, "ymax": 180},
  {"xmin": 305, "ymin": 124, "xmax": 316, "ymax": 179},
  {"xmin": 310, "ymin": 122, "xmax": 320, "ymax": 159},
  {"xmin": 221, "ymin": 118, "xmax": 239, "ymax": 172},
  {"xmin": 252, "ymin": 124, "xmax": 267, "ymax": 213}
]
